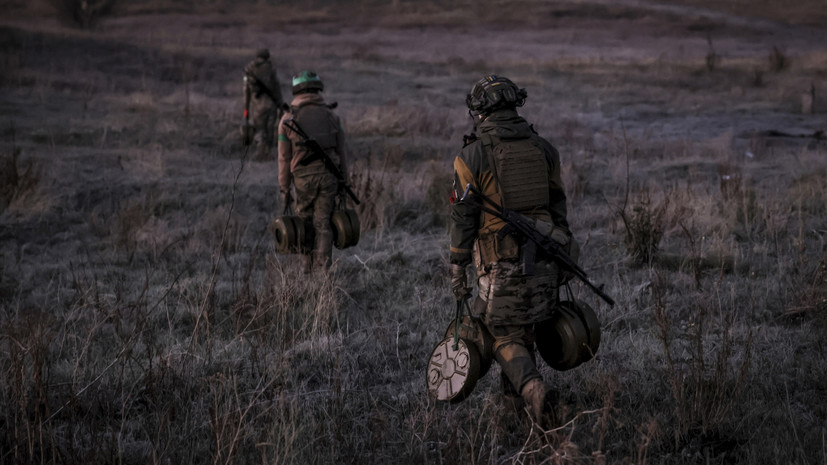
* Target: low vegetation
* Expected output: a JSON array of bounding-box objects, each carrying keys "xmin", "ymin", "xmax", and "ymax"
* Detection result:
[{"xmin": 1, "ymin": 1, "xmax": 826, "ymax": 464}]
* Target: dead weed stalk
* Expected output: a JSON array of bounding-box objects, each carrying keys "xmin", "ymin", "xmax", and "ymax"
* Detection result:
[{"xmin": 652, "ymin": 271, "xmax": 753, "ymax": 449}]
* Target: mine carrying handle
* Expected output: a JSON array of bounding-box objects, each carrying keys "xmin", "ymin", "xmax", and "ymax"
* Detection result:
[
  {"xmin": 452, "ymin": 297, "xmax": 476, "ymax": 351},
  {"xmin": 282, "ymin": 193, "xmax": 294, "ymax": 216},
  {"xmin": 459, "ymin": 183, "xmax": 615, "ymax": 307},
  {"xmin": 282, "ymin": 119, "xmax": 361, "ymax": 205}
]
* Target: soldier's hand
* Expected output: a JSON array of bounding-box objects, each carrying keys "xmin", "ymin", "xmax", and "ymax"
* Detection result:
[
  {"xmin": 450, "ymin": 264, "xmax": 472, "ymax": 301},
  {"xmin": 550, "ymin": 226, "xmax": 569, "ymax": 246}
]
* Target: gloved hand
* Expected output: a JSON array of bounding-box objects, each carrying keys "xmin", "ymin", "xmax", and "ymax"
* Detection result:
[
  {"xmin": 450, "ymin": 264, "xmax": 472, "ymax": 301},
  {"xmin": 550, "ymin": 226, "xmax": 569, "ymax": 246}
]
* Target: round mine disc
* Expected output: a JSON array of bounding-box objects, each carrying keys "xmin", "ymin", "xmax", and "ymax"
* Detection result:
[
  {"xmin": 444, "ymin": 316, "xmax": 493, "ymax": 377},
  {"xmin": 345, "ymin": 209, "xmax": 360, "ymax": 246},
  {"xmin": 293, "ymin": 216, "xmax": 306, "ymax": 252},
  {"xmin": 426, "ymin": 337, "xmax": 481, "ymax": 403},
  {"xmin": 570, "ymin": 300, "xmax": 601, "ymax": 361},
  {"xmin": 331, "ymin": 209, "xmax": 361, "ymax": 249},
  {"xmin": 331, "ymin": 210, "xmax": 350, "ymax": 249},
  {"xmin": 273, "ymin": 216, "xmax": 296, "ymax": 254},
  {"xmin": 273, "ymin": 216, "xmax": 305, "ymax": 254},
  {"xmin": 536, "ymin": 302, "xmax": 589, "ymax": 371}
]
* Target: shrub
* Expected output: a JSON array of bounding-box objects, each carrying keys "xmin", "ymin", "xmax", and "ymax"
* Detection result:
[
  {"xmin": 0, "ymin": 147, "xmax": 41, "ymax": 214},
  {"xmin": 619, "ymin": 190, "xmax": 669, "ymax": 267}
]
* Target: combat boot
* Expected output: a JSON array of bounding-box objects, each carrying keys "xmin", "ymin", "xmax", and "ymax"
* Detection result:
[
  {"xmin": 521, "ymin": 378, "xmax": 558, "ymax": 429},
  {"xmin": 499, "ymin": 372, "xmax": 524, "ymax": 412},
  {"xmin": 313, "ymin": 232, "xmax": 333, "ymax": 271}
]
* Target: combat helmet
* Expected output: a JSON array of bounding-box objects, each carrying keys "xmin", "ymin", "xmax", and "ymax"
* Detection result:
[
  {"xmin": 292, "ymin": 70, "xmax": 324, "ymax": 95},
  {"xmin": 466, "ymin": 74, "xmax": 527, "ymax": 115}
]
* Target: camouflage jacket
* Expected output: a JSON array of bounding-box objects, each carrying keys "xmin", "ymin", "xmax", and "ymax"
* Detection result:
[
  {"xmin": 450, "ymin": 109, "xmax": 569, "ymax": 266},
  {"xmin": 277, "ymin": 93, "xmax": 347, "ymax": 191},
  {"xmin": 244, "ymin": 57, "xmax": 283, "ymax": 108}
]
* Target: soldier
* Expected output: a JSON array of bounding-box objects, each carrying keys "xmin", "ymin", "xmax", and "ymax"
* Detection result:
[
  {"xmin": 449, "ymin": 74, "xmax": 574, "ymax": 426},
  {"xmin": 278, "ymin": 71, "xmax": 347, "ymax": 273},
  {"xmin": 243, "ymin": 48, "xmax": 284, "ymax": 160}
]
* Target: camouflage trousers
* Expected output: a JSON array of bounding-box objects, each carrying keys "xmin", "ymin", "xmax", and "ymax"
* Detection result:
[
  {"xmin": 473, "ymin": 259, "xmax": 561, "ymax": 394},
  {"xmin": 251, "ymin": 98, "xmax": 278, "ymax": 160},
  {"xmin": 293, "ymin": 169, "xmax": 338, "ymax": 271},
  {"xmin": 489, "ymin": 323, "xmax": 540, "ymax": 396},
  {"xmin": 477, "ymin": 259, "xmax": 560, "ymax": 326}
]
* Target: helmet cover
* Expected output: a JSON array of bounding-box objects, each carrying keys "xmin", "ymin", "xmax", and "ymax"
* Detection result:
[
  {"xmin": 292, "ymin": 70, "xmax": 324, "ymax": 94},
  {"xmin": 465, "ymin": 74, "xmax": 527, "ymax": 115}
]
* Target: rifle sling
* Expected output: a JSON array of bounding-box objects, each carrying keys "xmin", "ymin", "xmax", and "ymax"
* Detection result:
[{"xmin": 285, "ymin": 119, "xmax": 361, "ymax": 205}]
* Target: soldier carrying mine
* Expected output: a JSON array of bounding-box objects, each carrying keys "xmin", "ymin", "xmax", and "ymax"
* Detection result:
[
  {"xmin": 448, "ymin": 74, "xmax": 579, "ymax": 426},
  {"xmin": 278, "ymin": 71, "xmax": 349, "ymax": 273}
]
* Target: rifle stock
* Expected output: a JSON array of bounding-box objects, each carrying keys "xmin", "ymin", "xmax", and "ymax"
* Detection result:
[{"xmin": 459, "ymin": 183, "xmax": 615, "ymax": 306}]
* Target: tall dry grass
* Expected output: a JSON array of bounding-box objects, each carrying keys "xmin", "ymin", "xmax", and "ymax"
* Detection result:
[{"xmin": 2, "ymin": 2, "xmax": 827, "ymax": 463}]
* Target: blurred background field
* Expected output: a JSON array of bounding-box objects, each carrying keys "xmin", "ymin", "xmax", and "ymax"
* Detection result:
[{"xmin": 1, "ymin": 1, "xmax": 826, "ymax": 464}]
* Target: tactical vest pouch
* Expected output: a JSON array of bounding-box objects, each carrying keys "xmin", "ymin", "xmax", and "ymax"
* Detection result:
[
  {"xmin": 476, "ymin": 230, "xmax": 518, "ymax": 267},
  {"xmin": 482, "ymin": 260, "xmax": 559, "ymax": 326},
  {"xmin": 494, "ymin": 232, "xmax": 520, "ymax": 261}
]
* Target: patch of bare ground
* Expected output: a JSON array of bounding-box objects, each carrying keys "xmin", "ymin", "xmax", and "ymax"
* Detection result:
[{"xmin": 1, "ymin": 1, "xmax": 826, "ymax": 464}]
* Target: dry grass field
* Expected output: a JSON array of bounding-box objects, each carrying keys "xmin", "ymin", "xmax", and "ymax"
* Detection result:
[{"xmin": 1, "ymin": 0, "xmax": 826, "ymax": 464}]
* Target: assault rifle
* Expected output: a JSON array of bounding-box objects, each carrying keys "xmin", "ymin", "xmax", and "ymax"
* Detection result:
[
  {"xmin": 283, "ymin": 119, "xmax": 360, "ymax": 205},
  {"xmin": 459, "ymin": 183, "xmax": 615, "ymax": 306}
]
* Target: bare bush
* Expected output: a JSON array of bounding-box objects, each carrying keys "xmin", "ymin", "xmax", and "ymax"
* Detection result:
[
  {"xmin": 0, "ymin": 147, "xmax": 41, "ymax": 214},
  {"xmin": 619, "ymin": 190, "xmax": 670, "ymax": 267},
  {"xmin": 0, "ymin": 310, "xmax": 56, "ymax": 465},
  {"xmin": 652, "ymin": 272, "xmax": 753, "ymax": 451}
]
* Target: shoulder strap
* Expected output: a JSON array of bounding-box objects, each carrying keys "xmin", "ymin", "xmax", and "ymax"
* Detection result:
[{"xmin": 479, "ymin": 132, "xmax": 501, "ymax": 189}]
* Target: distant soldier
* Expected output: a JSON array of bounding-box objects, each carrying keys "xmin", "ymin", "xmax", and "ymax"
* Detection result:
[
  {"xmin": 278, "ymin": 71, "xmax": 348, "ymax": 273},
  {"xmin": 449, "ymin": 75, "xmax": 574, "ymax": 426},
  {"xmin": 243, "ymin": 48, "xmax": 284, "ymax": 160}
]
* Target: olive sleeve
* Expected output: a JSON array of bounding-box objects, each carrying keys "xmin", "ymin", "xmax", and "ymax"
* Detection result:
[
  {"xmin": 449, "ymin": 156, "xmax": 478, "ymax": 265},
  {"xmin": 277, "ymin": 113, "xmax": 293, "ymax": 191}
]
